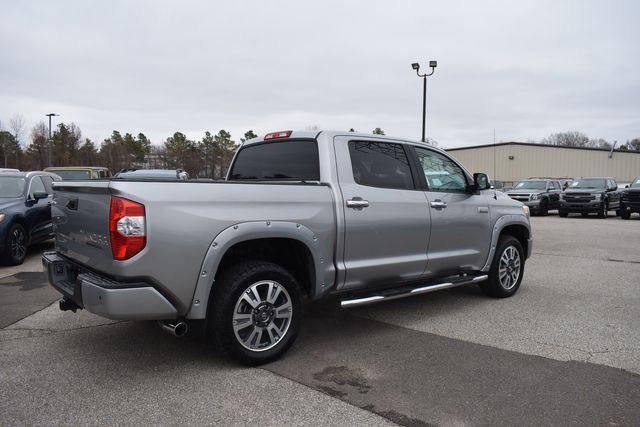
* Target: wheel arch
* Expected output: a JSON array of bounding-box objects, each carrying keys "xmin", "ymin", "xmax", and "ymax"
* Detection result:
[
  {"xmin": 481, "ymin": 215, "xmax": 532, "ymax": 271},
  {"xmin": 6, "ymin": 215, "xmax": 29, "ymax": 244},
  {"xmin": 186, "ymin": 221, "xmax": 333, "ymax": 319}
]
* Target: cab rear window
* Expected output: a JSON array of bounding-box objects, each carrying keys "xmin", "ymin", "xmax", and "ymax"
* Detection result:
[{"xmin": 230, "ymin": 140, "xmax": 320, "ymax": 181}]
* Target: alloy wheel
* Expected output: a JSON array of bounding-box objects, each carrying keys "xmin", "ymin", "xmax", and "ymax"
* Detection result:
[
  {"xmin": 232, "ymin": 280, "xmax": 293, "ymax": 352},
  {"xmin": 498, "ymin": 245, "xmax": 521, "ymax": 290},
  {"xmin": 10, "ymin": 228, "xmax": 26, "ymax": 261}
]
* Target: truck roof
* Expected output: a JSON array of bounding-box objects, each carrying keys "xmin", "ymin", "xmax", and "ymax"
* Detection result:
[
  {"xmin": 242, "ymin": 129, "xmax": 436, "ymax": 149},
  {"xmin": 45, "ymin": 166, "xmax": 109, "ymax": 170}
]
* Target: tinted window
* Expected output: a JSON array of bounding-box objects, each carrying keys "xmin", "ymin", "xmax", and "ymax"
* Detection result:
[
  {"xmin": 348, "ymin": 141, "xmax": 414, "ymax": 190},
  {"xmin": 230, "ymin": 140, "xmax": 320, "ymax": 181},
  {"xmin": 29, "ymin": 176, "xmax": 46, "ymax": 197},
  {"xmin": 414, "ymin": 147, "xmax": 467, "ymax": 192},
  {"xmin": 631, "ymin": 177, "xmax": 640, "ymax": 188}
]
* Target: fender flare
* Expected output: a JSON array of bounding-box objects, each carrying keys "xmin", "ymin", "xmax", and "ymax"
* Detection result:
[
  {"xmin": 186, "ymin": 221, "xmax": 329, "ymax": 319},
  {"xmin": 481, "ymin": 214, "xmax": 532, "ymax": 272}
]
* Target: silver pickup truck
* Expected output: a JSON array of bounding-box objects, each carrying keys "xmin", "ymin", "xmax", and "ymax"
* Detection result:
[{"xmin": 43, "ymin": 130, "xmax": 533, "ymax": 365}]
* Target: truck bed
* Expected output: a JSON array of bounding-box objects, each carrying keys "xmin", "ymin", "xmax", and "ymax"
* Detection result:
[{"xmin": 52, "ymin": 180, "xmax": 336, "ymax": 315}]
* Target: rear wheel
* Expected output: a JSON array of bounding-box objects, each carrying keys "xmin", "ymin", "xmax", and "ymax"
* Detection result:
[
  {"xmin": 480, "ymin": 235, "xmax": 525, "ymax": 298},
  {"xmin": 581, "ymin": 213, "xmax": 589, "ymax": 217},
  {"xmin": 208, "ymin": 261, "xmax": 302, "ymax": 366},
  {"xmin": 559, "ymin": 210, "xmax": 568, "ymax": 218},
  {"xmin": 621, "ymin": 209, "xmax": 631, "ymax": 219},
  {"xmin": 3, "ymin": 223, "xmax": 27, "ymax": 266}
]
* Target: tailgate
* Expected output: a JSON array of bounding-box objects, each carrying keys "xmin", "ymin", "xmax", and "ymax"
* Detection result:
[{"xmin": 52, "ymin": 181, "xmax": 113, "ymax": 267}]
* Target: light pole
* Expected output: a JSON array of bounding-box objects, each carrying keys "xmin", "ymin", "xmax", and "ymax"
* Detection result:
[
  {"xmin": 45, "ymin": 113, "xmax": 59, "ymax": 166},
  {"xmin": 411, "ymin": 61, "xmax": 437, "ymax": 143}
]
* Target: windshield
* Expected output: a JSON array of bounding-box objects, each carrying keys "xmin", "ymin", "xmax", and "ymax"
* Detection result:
[
  {"xmin": 631, "ymin": 178, "xmax": 640, "ymax": 188},
  {"xmin": 0, "ymin": 176, "xmax": 26, "ymax": 198},
  {"xmin": 52, "ymin": 170, "xmax": 92, "ymax": 180},
  {"xmin": 570, "ymin": 178, "xmax": 606, "ymax": 189},
  {"xmin": 514, "ymin": 180, "xmax": 547, "ymax": 190}
]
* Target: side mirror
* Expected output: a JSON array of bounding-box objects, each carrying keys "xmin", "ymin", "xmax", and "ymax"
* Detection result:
[
  {"xmin": 473, "ymin": 173, "xmax": 491, "ymax": 191},
  {"xmin": 32, "ymin": 191, "xmax": 49, "ymax": 201},
  {"xmin": 625, "ymin": 184, "xmax": 630, "ymax": 188}
]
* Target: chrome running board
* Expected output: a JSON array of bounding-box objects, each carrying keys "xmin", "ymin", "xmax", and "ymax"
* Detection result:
[{"xmin": 340, "ymin": 274, "xmax": 488, "ymax": 308}]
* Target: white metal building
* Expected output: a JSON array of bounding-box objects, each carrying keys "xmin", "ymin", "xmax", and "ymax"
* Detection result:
[{"xmin": 446, "ymin": 142, "xmax": 640, "ymax": 185}]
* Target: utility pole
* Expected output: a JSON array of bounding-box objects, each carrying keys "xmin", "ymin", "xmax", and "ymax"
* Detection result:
[{"xmin": 45, "ymin": 113, "xmax": 59, "ymax": 167}]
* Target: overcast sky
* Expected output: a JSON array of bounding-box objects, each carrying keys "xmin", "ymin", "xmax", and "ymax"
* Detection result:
[{"xmin": 1, "ymin": 0, "xmax": 638, "ymax": 149}]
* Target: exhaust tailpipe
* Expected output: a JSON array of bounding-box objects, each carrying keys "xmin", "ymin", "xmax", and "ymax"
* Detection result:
[{"xmin": 159, "ymin": 320, "xmax": 189, "ymax": 337}]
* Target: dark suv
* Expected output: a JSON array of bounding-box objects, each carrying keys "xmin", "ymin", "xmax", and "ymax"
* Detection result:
[
  {"xmin": 0, "ymin": 171, "xmax": 61, "ymax": 265},
  {"xmin": 559, "ymin": 177, "xmax": 620, "ymax": 218},
  {"xmin": 506, "ymin": 179, "xmax": 562, "ymax": 216},
  {"xmin": 620, "ymin": 176, "xmax": 640, "ymax": 219}
]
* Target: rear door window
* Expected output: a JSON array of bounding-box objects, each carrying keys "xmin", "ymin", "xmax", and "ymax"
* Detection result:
[
  {"xmin": 230, "ymin": 140, "xmax": 319, "ymax": 181},
  {"xmin": 348, "ymin": 141, "xmax": 415, "ymax": 190}
]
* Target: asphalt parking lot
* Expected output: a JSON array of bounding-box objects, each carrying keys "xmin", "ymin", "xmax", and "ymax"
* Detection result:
[{"xmin": 1, "ymin": 214, "xmax": 639, "ymax": 426}]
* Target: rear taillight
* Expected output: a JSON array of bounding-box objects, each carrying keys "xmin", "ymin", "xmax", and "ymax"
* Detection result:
[{"xmin": 109, "ymin": 196, "xmax": 146, "ymax": 260}]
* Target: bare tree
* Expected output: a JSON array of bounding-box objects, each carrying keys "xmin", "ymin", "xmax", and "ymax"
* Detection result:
[
  {"xmin": 9, "ymin": 114, "xmax": 26, "ymax": 167},
  {"xmin": 541, "ymin": 131, "xmax": 590, "ymax": 147},
  {"xmin": 9, "ymin": 114, "xmax": 25, "ymax": 147}
]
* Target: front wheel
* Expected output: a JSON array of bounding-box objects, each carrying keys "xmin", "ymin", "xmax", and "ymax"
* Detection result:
[
  {"xmin": 209, "ymin": 261, "xmax": 302, "ymax": 366},
  {"xmin": 559, "ymin": 210, "xmax": 568, "ymax": 218},
  {"xmin": 480, "ymin": 235, "xmax": 525, "ymax": 298},
  {"xmin": 598, "ymin": 201, "xmax": 608, "ymax": 218},
  {"xmin": 539, "ymin": 199, "xmax": 549, "ymax": 216},
  {"xmin": 621, "ymin": 209, "xmax": 631, "ymax": 219}
]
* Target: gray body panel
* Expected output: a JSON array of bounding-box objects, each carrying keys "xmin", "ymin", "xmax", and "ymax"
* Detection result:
[{"xmin": 47, "ymin": 130, "xmax": 532, "ymax": 321}]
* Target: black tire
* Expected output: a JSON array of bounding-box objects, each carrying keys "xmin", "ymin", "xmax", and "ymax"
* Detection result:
[
  {"xmin": 559, "ymin": 210, "xmax": 568, "ymax": 218},
  {"xmin": 208, "ymin": 260, "xmax": 302, "ymax": 366},
  {"xmin": 539, "ymin": 199, "xmax": 549, "ymax": 216},
  {"xmin": 621, "ymin": 209, "xmax": 631, "ymax": 219},
  {"xmin": 480, "ymin": 235, "xmax": 525, "ymax": 298},
  {"xmin": 3, "ymin": 223, "xmax": 28, "ymax": 266},
  {"xmin": 581, "ymin": 213, "xmax": 589, "ymax": 217},
  {"xmin": 615, "ymin": 210, "xmax": 620, "ymax": 217},
  {"xmin": 597, "ymin": 201, "xmax": 608, "ymax": 218}
]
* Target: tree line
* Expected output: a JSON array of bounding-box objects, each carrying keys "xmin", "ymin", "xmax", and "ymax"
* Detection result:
[
  {"xmin": 0, "ymin": 114, "xmax": 259, "ymax": 178},
  {"xmin": 1, "ymin": 114, "xmax": 638, "ymax": 176},
  {"xmin": 540, "ymin": 131, "xmax": 640, "ymax": 151}
]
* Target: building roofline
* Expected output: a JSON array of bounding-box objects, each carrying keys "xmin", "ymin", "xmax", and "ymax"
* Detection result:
[{"xmin": 446, "ymin": 141, "xmax": 640, "ymax": 154}]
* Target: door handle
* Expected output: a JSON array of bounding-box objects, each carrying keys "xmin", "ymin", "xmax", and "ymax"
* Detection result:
[
  {"xmin": 346, "ymin": 198, "xmax": 370, "ymax": 209},
  {"xmin": 429, "ymin": 200, "xmax": 447, "ymax": 209}
]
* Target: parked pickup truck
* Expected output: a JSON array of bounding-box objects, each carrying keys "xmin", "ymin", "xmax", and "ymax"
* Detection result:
[
  {"xmin": 506, "ymin": 178, "xmax": 563, "ymax": 216},
  {"xmin": 620, "ymin": 176, "xmax": 640, "ymax": 219},
  {"xmin": 559, "ymin": 177, "xmax": 621, "ymax": 218},
  {"xmin": 43, "ymin": 130, "xmax": 533, "ymax": 365}
]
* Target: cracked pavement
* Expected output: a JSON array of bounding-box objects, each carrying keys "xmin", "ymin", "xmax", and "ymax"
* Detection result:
[{"xmin": 1, "ymin": 215, "xmax": 639, "ymax": 425}]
